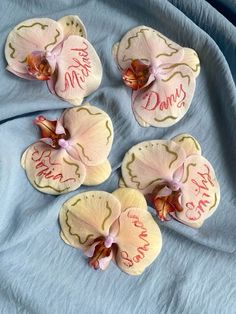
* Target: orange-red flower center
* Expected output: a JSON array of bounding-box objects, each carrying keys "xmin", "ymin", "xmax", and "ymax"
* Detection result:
[
  {"xmin": 34, "ymin": 116, "xmax": 69, "ymax": 149},
  {"xmin": 26, "ymin": 53, "xmax": 52, "ymax": 80},
  {"xmin": 88, "ymin": 237, "xmax": 114, "ymax": 270},
  {"xmin": 151, "ymin": 185, "xmax": 183, "ymax": 221},
  {"xmin": 122, "ymin": 59, "xmax": 150, "ymax": 90}
]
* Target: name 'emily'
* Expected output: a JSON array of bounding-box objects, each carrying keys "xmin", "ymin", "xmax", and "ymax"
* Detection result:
[{"xmin": 185, "ymin": 164, "xmax": 215, "ymax": 221}]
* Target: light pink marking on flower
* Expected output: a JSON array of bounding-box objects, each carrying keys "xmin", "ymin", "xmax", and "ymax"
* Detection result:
[
  {"xmin": 58, "ymin": 138, "xmax": 69, "ymax": 149},
  {"xmin": 55, "ymin": 120, "xmax": 66, "ymax": 135},
  {"xmin": 168, "ymin": 180, "xmax": 181, "ymax": 191},
  {"xmin": 104, "ymin": 235, "xmax": 114, "ymax": 248}
]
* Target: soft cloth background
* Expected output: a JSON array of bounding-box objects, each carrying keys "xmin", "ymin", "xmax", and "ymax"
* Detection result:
[{"xmin": 0, "ymin": 0, "xmax": 236, "ymax": 313}]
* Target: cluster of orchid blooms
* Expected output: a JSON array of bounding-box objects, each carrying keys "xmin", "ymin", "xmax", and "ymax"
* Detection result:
[{"xmin": 5, "ymin": 17, "xmax": 220, "ymax": 275}]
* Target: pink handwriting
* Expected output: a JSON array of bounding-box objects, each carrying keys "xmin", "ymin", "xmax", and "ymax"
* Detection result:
[
  {"xmin": 120, "ymin": 212, "xmax": 150, "ymax": 267},
  {"xmin": 31, "ymin": 147, "xmax": 76, "ymax": 183},
  {"xmin": 185, "ymin": 164, "xmax": 215, "ymax": 221},
  {"xmin": 61, "ymin": 41, "xmax": 91, "ymax": 92},
  {"xmin": 141, "ymin": 83, "xmax": 186, "ymax": 111},
  {"xmin": 120, "ymin": 251, "xmax": 134, "ymax": 267}
]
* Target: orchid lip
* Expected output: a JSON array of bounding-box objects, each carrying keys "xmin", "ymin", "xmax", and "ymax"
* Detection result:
[
  {"xmin": 87, "ymin": 238, "xmax": 113, "ymax": 270},
  {"xmin": 151, "ymin": 178, "xmax": 183, "ymax": 222}
]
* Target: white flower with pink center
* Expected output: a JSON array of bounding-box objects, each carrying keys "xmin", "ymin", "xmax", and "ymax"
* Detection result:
[
  {"xmin": 21, "ymin": 104, "xmax": 113, "ymax": 195},
  {"xmin": 113, "ymin": 26, "xmax": 200, "ymax": 127},
  {"xmin": 59, "ymin": 188, "xmax": 162, "ymax": 275},
  {"xmin": 120, "ymin": 134, "xmax": 220, "ymax": 228},
  {"xmin": 5, "ymin": 16, "xmax": 102, "ymax": 106}
]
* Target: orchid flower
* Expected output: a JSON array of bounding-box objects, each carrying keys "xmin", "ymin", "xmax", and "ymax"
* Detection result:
[
  {"xmin": 59, "ymin": 188, "xmax": 162, "ymax": 275},
  {"xmin": 21, "ymin": 104, "xmax": 113, "ymax": 195},
  {"xmin": 113, "ymin": 26, "xmax": 200, "ymax": 127},
  {"xmin": 120, "ymin": 134, "xmax": 220, "ymax": 228},
  {"xmin": 5, "ymin": 16, "xmax": 102, "ymax": 106}
]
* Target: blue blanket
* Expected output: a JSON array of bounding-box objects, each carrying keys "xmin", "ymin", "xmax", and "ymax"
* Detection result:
[{"xmin": 0, "ymin": 0, "xmax": 236, "ymax": 313}]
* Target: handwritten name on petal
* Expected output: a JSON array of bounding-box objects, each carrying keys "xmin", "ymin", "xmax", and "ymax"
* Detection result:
[
  {"xmin": 177, "ymin": 156, "xmax": 220, "ymax": 225},
  {"xmin": 23, "ymin": 142, "xmax": 86, "ymax": 195},
  {"xmin": 132, "ymin": 66, "xmax": 195, "ymax": 127},
  {"xmin": 141, "ymin": 83, "xmax": 186, "ymax": 111},
  {"xmin": 60, "ymin": 42, "xmax": 91, "ymax": 92},
  {"xmin": 55, "ymin": 36, "xmax": 102, "ymax": 101},
  {"xmin": 113, "ymin": 25, "xmax": 200, "ymax": 128},
  {"xmin": 116, "ymin": 208, "xmax": 162, "ymax": 275}
]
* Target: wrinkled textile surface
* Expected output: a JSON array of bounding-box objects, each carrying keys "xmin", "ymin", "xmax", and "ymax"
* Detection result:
[{"xmin": 0, "ymin": 0, "xmax": 236, "ymax": 313}]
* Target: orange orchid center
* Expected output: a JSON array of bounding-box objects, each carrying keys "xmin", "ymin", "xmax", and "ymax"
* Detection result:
[
  {"xmin": 33, "ymin": 115, "xmax": 69, "ymax": 149},
  {"xmin": 26, "ymin": 52, "xmax": 52, "ymax": 81},
  {"xmin": 151, "ymin": 183, "xmax": 183, "ymax": 221},
  {"xmin": 87, "ymin": 236, "xmax": 115, "ymax": 270},
  {"xmin": 122, "ymin": 59, "xmax": 150, "ymax": 90}
]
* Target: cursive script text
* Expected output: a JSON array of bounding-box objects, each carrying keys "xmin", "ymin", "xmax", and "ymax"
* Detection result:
[
  {"xmin": 141, "ymin": 83, "xmax": 186, "ymax": 111},
  {"xmin": 120, "ymin": 211, "xmax": 150, "ymax": 267},
  {"xmin": 185, "ymin": 164, "xmax": 215, "ymax": 221},
  {"xmin": 61, "ymin": 41, "xmax": 91, "ymax": 92},
  {"xmin": 31, "ymin": 147, "xmax": 76, "ymax": 183}
]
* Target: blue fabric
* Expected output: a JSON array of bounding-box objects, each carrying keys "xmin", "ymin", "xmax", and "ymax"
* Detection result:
[{"xmin": 0, "ymin": 0, "xmax": 236, "ymax": 313}]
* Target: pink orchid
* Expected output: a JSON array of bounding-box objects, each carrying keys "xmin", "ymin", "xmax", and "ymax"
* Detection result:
[
  {"xmin": 5, "ymin": 16, "xmax": 102, "ymax": 106},
  {"xmin": 113, "ymin": 26, "xmax": 200, "ymax": 127},
  {"xmin": 21, "ymin": 104, "xmax": 113, "ymax": 195},
  {"xmin": 120, "ymin": 134, "xmax": 220, "ymax": 228},
  {"xmin": 59, "ymin": 188, "xmax": 162, "ymax": 275}
]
